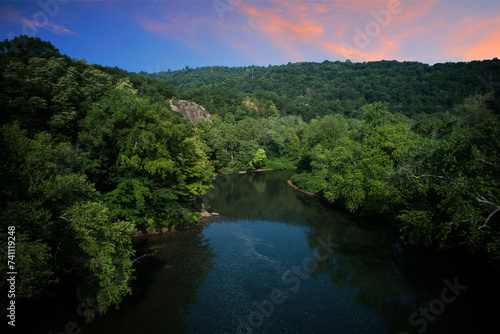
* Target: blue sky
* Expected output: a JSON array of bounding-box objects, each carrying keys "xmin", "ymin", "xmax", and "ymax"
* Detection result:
[{"xmin": 1, "ymin": 1, "xmax": 499, "ymax": 73}]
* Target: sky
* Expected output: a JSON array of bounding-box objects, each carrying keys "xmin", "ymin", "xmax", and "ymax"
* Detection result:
[{"xmin": 1, "ymin": 0, "xmax": 499, "ymax": 73}]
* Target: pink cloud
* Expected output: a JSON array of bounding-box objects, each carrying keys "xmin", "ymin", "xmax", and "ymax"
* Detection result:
[
  {"xmin": 136, "ymin": 0, "xmax": 499, "ymax": 65},
  {"xmin": 137, "ymin": 4, "xmax": 216, "ymax": 51},
  {"xmin": 0, "ymin": 4, "xmax": 76, "ymax": 35},
  {"xmin": 234, "ymin": 0, "xmax": 438, "ymax": 62},
  {"xmin": 0, "ymin": 5, "xmax": 23, "ymax": 25},
  {"xmin": 449, "ymin": 15, "xmax": 500, "ymax": 61}
]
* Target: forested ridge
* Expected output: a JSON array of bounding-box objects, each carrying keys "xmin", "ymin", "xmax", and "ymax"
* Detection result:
[
  {"xmin": 147, "ymin": 58, "xmax": 500, "ymax": 119},
  {"xmin": 1, "ymin": 36, "xmax": 499, "ymax": 317}
]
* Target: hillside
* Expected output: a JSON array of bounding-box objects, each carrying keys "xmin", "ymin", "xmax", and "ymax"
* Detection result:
[{"xmin": 147, "ymin": 59, "xmax": 500, "ymax": 120}]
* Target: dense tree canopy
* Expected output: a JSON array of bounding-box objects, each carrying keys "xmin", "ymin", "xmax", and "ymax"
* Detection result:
[
  {"xmin": 291, "ymin": 101, "xmax": 500, "ymax": 264},
  {"xmin": 0, "ymin": 36, "xmax": 214, "ymax": 315},
  {"xmin": 149, "ymin": 59, "xmax": 500, "ymax": 119}
]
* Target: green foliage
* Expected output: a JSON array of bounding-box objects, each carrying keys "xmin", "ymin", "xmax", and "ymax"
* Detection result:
[
  {"xmin": 0, "ymin": 203, "xmax": 56, "ymax": 304},
  {"xmin": 264, "ymin": 156, "xmax": 295, "ymax": 170},
  {"xmin": 398, "ymin": 210, "xmax": 436, "ymax": 247},
  {"xmin": 290, "ymin": 173, "xmax": 324, "ymax": 194},
  {"xmin": 2, "ymin": 35, "xmax": 500, "ymax": 315},
  {"xmin": 0, "ymin": 123, "xmax": 137, "ymax": 315},
  {"xmin": 249, "ymin": 148, "xmax": 266, "ymax": 170},
  {"xmin": 198, "ymin": 115, "xmax": 305, "ymax": 172},
  {"xmin": 148, "ymin": 59, "xmax": 500, "ymax": 120},
  {"xmin": 66, "ymin": 201, "xmax": 134, "ymax": 316},
  {"xmin": 0, "ymin": 36, "xmax": 214, "ymax": 316},
  {"xmin": 79, "ymin": 86, "xmax": 215, "ymax": 229},
  {"xmin": 292, "ymin": 100, "xmax": 500, "ymax": 264},
  {"xmin": 1, "ymin": 35, "xmax": 60, "ymax": 57}
]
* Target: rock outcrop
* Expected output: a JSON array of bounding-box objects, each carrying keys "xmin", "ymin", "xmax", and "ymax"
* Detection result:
[{"xmin": 170, "ymin": 99, "xmax": 212, "ymax": 125}]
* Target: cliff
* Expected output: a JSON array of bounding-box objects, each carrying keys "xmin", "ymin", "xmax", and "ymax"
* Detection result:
[{"xmin": 169, "ymin": 99, "xmax": 212, "ymax": 125}]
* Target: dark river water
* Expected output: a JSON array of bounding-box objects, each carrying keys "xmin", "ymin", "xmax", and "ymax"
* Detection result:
[{"xmin": 22, "ymin": 170, "xmax": 498, "ymax": 334}]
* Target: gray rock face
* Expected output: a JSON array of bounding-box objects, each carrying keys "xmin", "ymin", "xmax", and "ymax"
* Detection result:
[{"xmin": 169, "ymin": 99, "xmax": 212, "ymax": 125}]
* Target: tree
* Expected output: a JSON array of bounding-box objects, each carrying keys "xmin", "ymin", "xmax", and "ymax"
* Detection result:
[
  {"xmin": 249, "ymin": 148, "xmax": 266, "ymax": 170},
  {"xmin": 66, "ymin": 201, "xmax": 134, "ymax": 317},
  {"xmin": 0, "ymin": 124, "xmax": 134, "ymax": 315},
  {"xmin": 79, "ymin": 84, "xmax": 215, "ymax": 230}
]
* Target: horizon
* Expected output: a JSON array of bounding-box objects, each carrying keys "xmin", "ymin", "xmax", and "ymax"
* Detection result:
[
  {"xmin": 1, "ymin": 1, "xmax": 499, "ymax": 73},
  {"xmin": 146, "ymin": 58, "xmax": 500, "ymax": 77}
]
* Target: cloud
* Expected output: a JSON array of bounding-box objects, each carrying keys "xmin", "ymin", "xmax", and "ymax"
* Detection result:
[
  {"xmin": 449, "ymin": 15, "xmax": 500, "ymax": 61},
  {"xmin": 465, "ymin": 30, "xmax": 500, "ymax": 61},
  {"xmin": 0, "ymin": 4, "xmax": 76, "ymax": 35},
  {"xmin": 135, "ymin": 0, "xmax": 500, "ymax": 65},
  {"xmin": 233, "ymin": 0, "xmax": 430, "ymax": 62},
  {"xmin": 136, "ymin": 3, "xmax": 215, "ymax": 51},
  {"xmin": 0, "ymin": 5, "xmax": 23, "ymax": 25},
  {"xmin": 242, "ymin": 4, "xmax": 325, "ymax": 61}
]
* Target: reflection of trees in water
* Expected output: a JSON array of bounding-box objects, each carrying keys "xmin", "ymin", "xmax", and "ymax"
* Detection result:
[
  {"xmin": 206, "ymin": 171, "xmax": 499, "ymax": 333},
  {"xmin": 303, "ymin": 214, "xmax": 496, "ymax": 334},
  {"xmin": 207, "ymin": 171, "xmax": 426, "ymax": 331},
  {"xmin": 79, "ymin": 225, "xmax": 216, "ymax": 333},
  {"xmin": 303, "ymin": 217, "xmax": 419, "ymax": 333},
  {"xmin": 204, "ymin": 170, "xmax": 325, "ymax": 224}
]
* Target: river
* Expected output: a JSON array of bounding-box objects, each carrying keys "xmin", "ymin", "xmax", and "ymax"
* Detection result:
[{"xmin": 25, "ymin": 170, "xmax": 498, "ymax": 333}]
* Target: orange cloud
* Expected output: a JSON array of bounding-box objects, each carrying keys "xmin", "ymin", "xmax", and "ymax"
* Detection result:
[
  {"xmin": 465, "ymin": 31, "xmax": 500, "ymax": 60},
  {"xmin": 450, "ymin": 15, "xmax": 500, "ymax": 61},
  {"xmin": 246, "ymin": 6, "xmax": 324, "ymax": 40},
  {"xmin": 137, "ymin": 0, "xmax": 499, "ymax": 65},
  {"xmin": 235, "ymin": 0, "xmax": 436, "ymax": 62},
  {"xmin": 237, "ymin": 3, "xmax": 327, "ymax": 62}
]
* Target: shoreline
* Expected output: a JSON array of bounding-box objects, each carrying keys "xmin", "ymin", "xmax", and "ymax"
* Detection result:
[
  {"xmin": 286, "ymin": 179, "xmax": 320, "ymax": 198},
  {"xmin": 132, "ymin": 170, "xmax": 293, "ymax": 238},
  {"xmin": 219, "ymin": 167, "xmax": 291, "ymax": 175},
  {"xmin": 131, "ymin": 206, "xmax": 219, "ymax": 238}
]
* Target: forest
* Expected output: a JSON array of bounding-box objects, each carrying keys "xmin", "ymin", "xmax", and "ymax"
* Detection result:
[
  {"xmin": 1, "ymin": 36, "xmax": 499, "ymax": 318},
  {"xmin": 0, "ymin": 36, "xmax": 215, "ymax": 317}
]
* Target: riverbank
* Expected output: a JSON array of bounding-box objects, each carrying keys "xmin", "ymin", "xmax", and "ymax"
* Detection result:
[
  {"xmin": 286, "ymin": 179, "xmax": 320, "ymax": 198},
  {"xmin": 133, "ymin": 170, "xmax": 297, "ymax": 238},
  {"xmin": 219, "ymin": 167, "xmax": 292, "ymax": 175},
  {"xmin": 131, "ymin": 206, "xmax": 219, "ymax": 238}
]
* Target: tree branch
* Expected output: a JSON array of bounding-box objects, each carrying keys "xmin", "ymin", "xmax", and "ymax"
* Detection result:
[
  {"xmin": 476, "ymin": 195, "xmax": 500, "ymax": 229},
  {"xmin": 131, "ymin": 251, "xmax": 157, "ymax": 264},
  {"xmin": 409, "ymin": 174, "xmax": 448, "ymax": 180}
]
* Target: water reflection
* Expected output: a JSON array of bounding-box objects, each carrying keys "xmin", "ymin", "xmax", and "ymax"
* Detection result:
[
  {"xmin": 25, "ymin": 223, "xmax": 217, "ymax": 334},
  {"xmin": 204, "ymin": 171, "xmax": 499, "ymax": 334},
  {"xmin": 87, "ymin": 225, "xmax": 217, "ymax": 333},
  {"xmin": 27, "ymin": 170, "xmax": 499, "ymax": 333}
]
